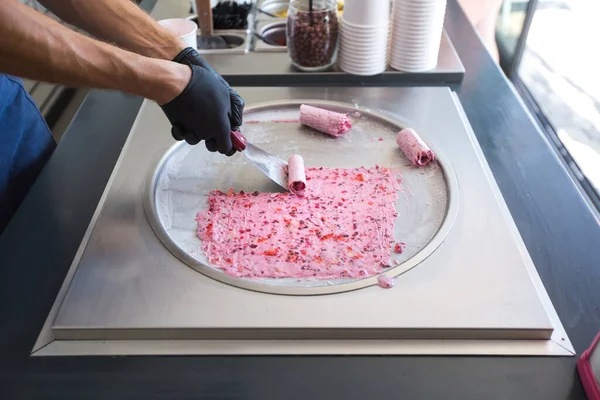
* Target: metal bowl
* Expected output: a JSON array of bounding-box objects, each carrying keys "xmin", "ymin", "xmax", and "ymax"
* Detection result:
[
  {"xmin": 212, "ymin": 34, "xmax": 245, "ymax": 48},
  {"xmin": 260, "ymin": 22, "xmax": 287, "ymax": 46},
  {"xmin": 145, "ymin": 100, "xmax": 459, "ymax": 295}
]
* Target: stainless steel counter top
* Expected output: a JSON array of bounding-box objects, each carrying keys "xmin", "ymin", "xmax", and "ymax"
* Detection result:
[{"xmin": 34, "ymin": 87, "xmax": 571, "ymax": 357}]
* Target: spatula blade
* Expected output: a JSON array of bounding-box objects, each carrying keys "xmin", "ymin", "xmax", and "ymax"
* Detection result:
[{"xmin": 242, "ymin": 143, "xmax": 288, "ymax": 190}]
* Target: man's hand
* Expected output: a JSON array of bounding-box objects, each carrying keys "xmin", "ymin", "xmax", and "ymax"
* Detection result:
[
  {"xmin": 160, "ymin": 64, "xmax": 235, "ymax": 155},
  {"xmin": 172, "ymin": 48, "xmax": 245, "ymax": 132},
  {"xmin": 165, "ymin": 47, "xmax": 245, "ymax": 155}
]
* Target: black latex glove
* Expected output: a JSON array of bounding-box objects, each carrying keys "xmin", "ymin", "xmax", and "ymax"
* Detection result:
[
  {"xmin": 160, "ymin": 64, "xmax": 234, "ymax": 154},
  {"xmin": 172, "ymin": 47, "xmax": 245, "ymax": 153}
]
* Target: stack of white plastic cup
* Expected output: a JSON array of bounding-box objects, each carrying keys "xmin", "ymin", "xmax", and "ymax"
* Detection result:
[
  {"xmin": 389, "ymin": 0, "xmax": 447, "ymax": 72},
  {"xmin": 339, "ymin": 0, "xmax": 391, "ymax": 76}
]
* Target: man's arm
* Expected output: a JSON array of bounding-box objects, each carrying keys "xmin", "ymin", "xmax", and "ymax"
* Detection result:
[
  {"xmin": 0, "ymin": 0, "xmax": 190, "ymax": 104},
  {"xmin": 38, "ymin": 0, "xmax": 185, "ymax": 60},
  {"xmin": 1, "ymin": 0, "xmax": 239, "ymax": 153}
]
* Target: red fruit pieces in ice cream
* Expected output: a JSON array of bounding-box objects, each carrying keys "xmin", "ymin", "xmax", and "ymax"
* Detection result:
[{"xmin": 195, "ymin": 166, "xmax": 399, "ymax": 279}]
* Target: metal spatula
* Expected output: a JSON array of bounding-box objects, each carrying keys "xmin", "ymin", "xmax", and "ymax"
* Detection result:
[{"xmin": 230, "ymin": 130, "xmax": 288, "ymax": 190}]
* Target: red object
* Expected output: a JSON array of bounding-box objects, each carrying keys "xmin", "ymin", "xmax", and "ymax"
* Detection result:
[
  {"xmin": 230, "ymin": 130, "xmax": 247, "ymax": 151},
  {"xmin": 577, "ymin": 330, "xmax": 600, "ymax": 400},
  {"xmin": 394, "ymin": 242, "xmax": 405, "ymax": 254}
]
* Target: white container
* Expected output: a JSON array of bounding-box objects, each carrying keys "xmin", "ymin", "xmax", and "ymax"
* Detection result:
[
  {"xmin": 390, "ymin": 54, "xmax": 438, "ymax": 72},
  {"xmin": 339, "ymin": 60, "xmax": 385, "ymax": 70},
  {"xmin": 339, "ymin": 62, "xmax": 386, "ymax": 76},
  {"xmin": 340, "ymin": 46, "xmax": 388, "ymax": 56},
  {"xmin": 339, "ymin": 66, "xmax": 386, "ymax": 75},
  {"xmin": 338, "ymin": 2, "xmax": 390, "ymax": 77},
  {"xmin": 342, "ymin": 0, "xmax": 390, "ymax": 27},
  {"xmin": 389, "ymin": 0, "xmax": 446, "ymax": 72},
  {"xmin": 341, "ymin": 26, "xmax": 389, "ymax": 37},
  {"xmin": 339, "ymin": 44, "xmax": 388, "ymax": 59},
  {"xmin": 158, "ymin": 18, "xmax": 198, "ymax": 49},
  {"xmin": 339, "ymin": 47, "xmax": 388, "ymax": 59},
  {"xmin": 340, "ymin": 36, "xmax": 388, "ymax": 46},
  {"xmin": 340, "ymin": 37, "xmax": 389, "ymax": 50},
  {"xmin": 339, "ymin": 57, "xmax": 387, "ymax": 68},
  {"xmin": 341, "ymin": 18, "xmax": 389, "ymax": 31},
  {"xmin": 342, "ymin": 25, "xmax": 389, "ymax": 33},
  {"xmin": 340, "ymin": 28, "xmax": 389, "ymax": 38},
  {"xmin": 339, "ymin": 46, "xmax": 387, "ymax": 74},
  {"xmin": 339, "ymin": 57, "xmax": 387, "ymax": 66},
  {"xmin": 341, "ymin": 23, "xmax": 389, "ymax": 41},
  {"xmin": 391, "ymin": 33, "xmax": 442, "ymax": 48}
]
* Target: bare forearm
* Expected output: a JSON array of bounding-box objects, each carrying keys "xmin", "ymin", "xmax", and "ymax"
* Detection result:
[
  {"xmin": 0, "ymin": 0, "xmax": 189, "ymax": 104},
  {"xmin": 39, "ymin": 0, "xmax": 186, "ymax": 60}
]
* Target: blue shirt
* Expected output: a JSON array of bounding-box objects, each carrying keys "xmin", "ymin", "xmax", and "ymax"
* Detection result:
[{"xmin": 0, "ymin": 74, "xmax": 55, "ymax": 235}]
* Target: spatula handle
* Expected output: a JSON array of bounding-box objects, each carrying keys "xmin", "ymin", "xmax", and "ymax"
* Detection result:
[{"xmin": 230, "ymin": 130, "xmax": 247, "ymax": 152}]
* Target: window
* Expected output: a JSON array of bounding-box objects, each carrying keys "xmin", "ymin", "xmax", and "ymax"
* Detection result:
[{"xmin": 497, "ymin": 0, "xmax": 600, "ymax": 208}]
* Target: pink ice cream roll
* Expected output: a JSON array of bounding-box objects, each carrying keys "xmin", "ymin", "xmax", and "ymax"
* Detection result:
[
  {"xmin": 396, "ymin": 128, "xmax": 435, "ymax": 167},
  {"xmin": 287, "ymin": 154, "xmax": 306, "ymax": 195},
  {"xmin": 299, "ymin": 104, "xmax": 352, "ymax": 137}
]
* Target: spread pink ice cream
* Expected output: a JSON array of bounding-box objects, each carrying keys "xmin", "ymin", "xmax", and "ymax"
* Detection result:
[
  {"xmin": 377, "ymin": 274, "xmax": 394, "ymax": 289},
  {"xmin": 396, "ymin": 128, "xmax": 435, "ymax": 167},
  {"xmin": 299, "ymin": 104, "xmax": 352, "ymax": 137},
  {"xmin": 287, "ymin": 154, "xmax": 306, "ymax": 196},
  {"xmin": 195, "ymin": 166, "xmax": 399, "ymax": 279}
]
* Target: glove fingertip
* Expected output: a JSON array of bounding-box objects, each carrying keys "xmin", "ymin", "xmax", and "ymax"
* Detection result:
[
  {"xmin": 216, "ymin": 133, "xmax": 233, "ymax": 155},
  {"xmin": 230, "ymin": 92, "xmax": 245, "ymax": 128},
  {"xmin": 172, "ymin": 125, "xmax": 185, "ymax": 141},
  {"xmin": 205, "ymin": 139, "xmax": 218, "ymax": 152},
  {"xmin": 184, "ymin": 132, "xmax": 201, "ymax": 145}
]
